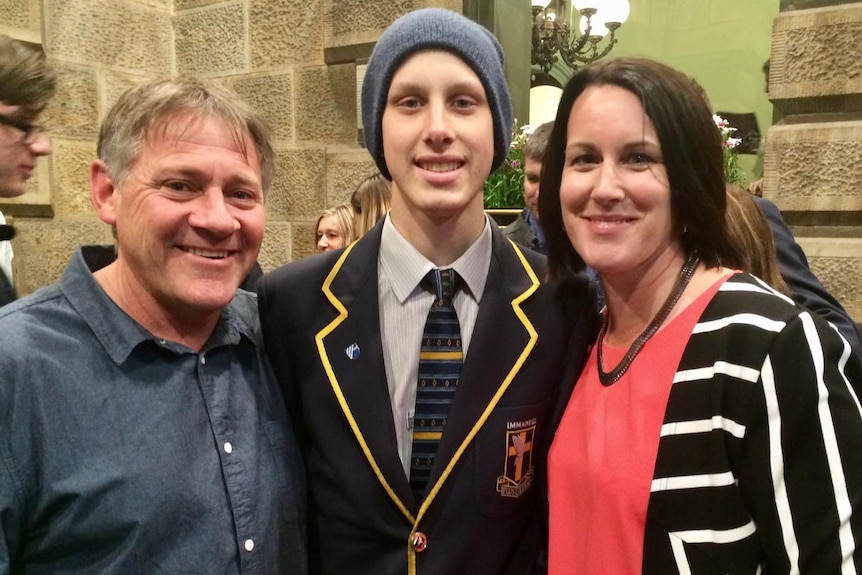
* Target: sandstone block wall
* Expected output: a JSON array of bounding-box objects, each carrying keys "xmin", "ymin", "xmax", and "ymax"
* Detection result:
[
  {"xmin": 1, "ymin": 0, "xmax": 465, "ymax": 291},
  {"xmin": 765, "ymin": 2, "xmax": 862, "ymax": 326},
  {"xmin": 1, "ymin": 0, "xmax": 860, "ymax": 332},
  {"xmin": 1, "ymin": 0, "xmax": 172, "ymax": 294}
]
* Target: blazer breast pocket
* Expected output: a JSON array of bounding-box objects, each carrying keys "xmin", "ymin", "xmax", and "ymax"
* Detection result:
[{"xmin": 471, "ymin": 399, "xmax": 551, "ymax": 518}]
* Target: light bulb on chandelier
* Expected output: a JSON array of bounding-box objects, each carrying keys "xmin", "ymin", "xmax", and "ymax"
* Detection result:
[{"xmin": 531, "ymin": 0, "xmax": 630, "ymax": 74}]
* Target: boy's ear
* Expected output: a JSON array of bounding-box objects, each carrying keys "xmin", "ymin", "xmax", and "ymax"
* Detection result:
[{"xmin": 90, "ymin": 160, "xmax": 118, "ymax": 226}]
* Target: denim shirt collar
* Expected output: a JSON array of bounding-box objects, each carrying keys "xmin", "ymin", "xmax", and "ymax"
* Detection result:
[{"xmin": 60, "ymin": 245, "xmax": 258, "ymax": 365}]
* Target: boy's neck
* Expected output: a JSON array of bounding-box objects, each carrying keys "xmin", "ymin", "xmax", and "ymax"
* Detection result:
[{"xmin": 388, "ymin": 202, "xmax": 486, "ymax": 267}]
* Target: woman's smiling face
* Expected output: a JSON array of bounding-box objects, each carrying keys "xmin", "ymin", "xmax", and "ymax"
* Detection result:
[{"xmin": 559, "ymin": 84, "xmax": 681, "ymax": 281}]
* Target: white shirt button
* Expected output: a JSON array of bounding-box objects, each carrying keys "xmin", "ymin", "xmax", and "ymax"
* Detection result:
[
  {"xmin": 224, "ymin": 442, "xmax": 233, "ymax": 454},
  {"xmin": 200, "ymin": 356, "xmax": 206, "ymax": 365},
  {"xmin": 244, "ymin": 539, "xmax": 254, "ymax": 552}
]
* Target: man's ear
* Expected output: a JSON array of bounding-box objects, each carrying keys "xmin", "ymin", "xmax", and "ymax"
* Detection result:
[{"xmin": 91, "ymin": 160, "xmax": 117, "ymax": 225}]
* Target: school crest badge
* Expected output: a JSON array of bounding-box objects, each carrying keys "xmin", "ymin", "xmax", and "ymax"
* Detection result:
[{"xmin": 496, "ymin": 419, "xmax": 536, "ymax": 498}]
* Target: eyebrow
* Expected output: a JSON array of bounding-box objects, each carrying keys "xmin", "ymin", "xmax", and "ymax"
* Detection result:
[
  {"xmin": 565, "ymin": 139, "xmax": 661, "ymax": 153},
  {"xmin": 388, "ymin": 80, "xmax": 486, "ymax": 99},
  {"xmin": 158, "ymin": 165, "xmax": 262, "ymax": 190}
]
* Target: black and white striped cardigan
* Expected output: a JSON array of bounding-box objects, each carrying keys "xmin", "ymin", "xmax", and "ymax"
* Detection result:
[{"xmin": 642, "ymin": 273, "xmax": 862, "ymax": 574}]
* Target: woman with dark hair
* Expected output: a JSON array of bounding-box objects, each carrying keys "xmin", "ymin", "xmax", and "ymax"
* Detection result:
[{"xmin": 539, "ymin": 57, "xmax": 862, "ymax": 574}]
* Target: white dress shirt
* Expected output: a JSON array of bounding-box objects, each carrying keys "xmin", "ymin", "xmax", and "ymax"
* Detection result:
[
  {"xmin": 378, "ymin": 214, "xmax": 492, "ymax": 476},
  {"xmin": 0, "ymin": 211, "xmax": 13, "ymax": 285}
]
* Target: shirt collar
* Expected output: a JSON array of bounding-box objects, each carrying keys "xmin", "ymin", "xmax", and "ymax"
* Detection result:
[
  {"xmin": 380, "ymin": 213, "xmax": 492, "ymax": 304},
  {"xmin": 61, "ymin": 245, "xmax": 259, "ymax": 365}
]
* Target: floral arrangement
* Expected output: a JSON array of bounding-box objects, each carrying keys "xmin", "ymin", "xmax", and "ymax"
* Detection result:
[
  {"xmin": 714, "ymin": 114, "xmax": 745, "ymax": 187},
  {"xmin": 483, "ymin": 122, "xmax": 531, "ymax": 209}
]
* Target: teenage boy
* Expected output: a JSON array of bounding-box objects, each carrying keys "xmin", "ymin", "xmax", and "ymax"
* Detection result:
[
  {"xmin": 259, "ymin": 9, "xmax": 595, "ymax": 574},
  {"xmin": 0, "ymin": 36, "xmax": 55, "ymax": 306}
]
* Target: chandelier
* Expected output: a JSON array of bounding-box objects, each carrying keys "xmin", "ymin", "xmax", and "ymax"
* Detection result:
[{"xmin": 531, "ymin": 0, "xmax": 630, "ymax": 74}]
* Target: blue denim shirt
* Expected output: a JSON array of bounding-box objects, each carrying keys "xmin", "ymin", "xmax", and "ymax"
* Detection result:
[{"xmin": 0, "ymin": 247, "xmax": 306, "ymax": 574}]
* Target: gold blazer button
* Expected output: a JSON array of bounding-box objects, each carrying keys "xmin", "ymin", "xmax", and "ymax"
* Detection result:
[{"xmin": 411, "ymin": 532, "xmax": 428, "ymax": 552}]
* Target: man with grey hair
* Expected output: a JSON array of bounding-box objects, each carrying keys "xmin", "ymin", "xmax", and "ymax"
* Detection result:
[
  {"xmin": 0, "ymin": 77, "xmax": 306, "ymax": 574},
  {"xmin": 0, "ymin": 36, "xmax": 56, "ymax": 306},
  {"xmin": 502, "ymin": 121, "xmax": 553, "ymax": 255}
]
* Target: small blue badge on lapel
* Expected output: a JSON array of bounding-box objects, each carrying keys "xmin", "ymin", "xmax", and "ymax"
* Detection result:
[{"xmin": 345, "ymin": 343, "xmax": 360, "ymax": 360}]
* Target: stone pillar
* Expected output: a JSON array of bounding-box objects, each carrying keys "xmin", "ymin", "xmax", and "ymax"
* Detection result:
[{"xmin": 765, "ymin": 2, "xmax": 862, "ymax": 324}]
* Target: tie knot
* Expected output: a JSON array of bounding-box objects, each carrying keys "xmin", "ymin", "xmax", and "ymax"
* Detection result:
[{"xmin": 423, "ymin": 268, "xmax": 459, "ymax": 305}]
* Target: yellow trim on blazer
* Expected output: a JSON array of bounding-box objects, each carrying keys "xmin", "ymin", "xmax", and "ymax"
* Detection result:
[
  {"xmin": 408, "ymin": 240, "xmax": 541, "ymax": 573},
  {"xmin": 316, "ymin": 240, "xmax": 541, "ymax": 575},
  {"xmin": 315, "ymin": 242, "xmax": 417, "ymax": 525}
]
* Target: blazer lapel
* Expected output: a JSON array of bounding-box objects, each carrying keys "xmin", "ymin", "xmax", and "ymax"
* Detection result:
[
  {"xmin": 425, "ymin": 229, "xmax": 540, "ymax": 500},
  {"xmin": 315, "ymin": 228, "xmax": 416, "ymax": 520}
]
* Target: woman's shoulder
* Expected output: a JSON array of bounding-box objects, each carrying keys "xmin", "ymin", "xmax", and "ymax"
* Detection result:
[
  {"xmin": 704, "ymin": 271, "xmax": 802, "ymax": 322},
  {"xmin": 683, "ymin": 272, "xmax": 812, "ymax": 363}
]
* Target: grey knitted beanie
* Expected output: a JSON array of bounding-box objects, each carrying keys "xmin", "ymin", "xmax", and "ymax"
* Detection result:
[{"xmin": 361, "ymin": 8, "xmax": 513, "ymax": 180}]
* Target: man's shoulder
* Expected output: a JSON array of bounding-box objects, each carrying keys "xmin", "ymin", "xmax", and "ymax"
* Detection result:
[
  {"xmin": 0, "ymin": 282, "xmax": 66, "ymax": 326},
  {"xmin": 495, "ymin": 232, "xmax": 547, "ymax": 277},
  {"xmin": 227, "ymin": 288, "xmax": 261, "ymax": 330},
  {"xmin": 501, "ymin": 211, "xmax": 530, "ymax": 237},
  {"xmin": 0, "ymin": 282, "xmax": 79, "ymax": 365}
]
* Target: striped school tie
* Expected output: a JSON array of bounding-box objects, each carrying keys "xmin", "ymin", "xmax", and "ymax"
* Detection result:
[{"xmin": 410, "ymin": 268, "xmax": 462, "ymax": 499}]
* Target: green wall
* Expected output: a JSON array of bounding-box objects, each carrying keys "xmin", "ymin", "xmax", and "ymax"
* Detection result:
[
  {"xmin": 538, "ymin": 0, "xmax": 779, "ymax": 184},
  {"xmin": 612, "ymin": 0, "xmax": 779, "ymax": 183}
]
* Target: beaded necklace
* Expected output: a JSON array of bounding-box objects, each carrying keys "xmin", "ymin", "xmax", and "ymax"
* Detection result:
[{"xmin": 597, "ymin": 253, "xmax": 700, "ymax": 386}]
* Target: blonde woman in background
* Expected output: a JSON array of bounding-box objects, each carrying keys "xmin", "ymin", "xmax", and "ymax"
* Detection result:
[
  {"xmin": 350, "ymin": 172, "xmax": 391, "ymax": 236},
  {"xmin": 316, "ymin": 203, "xmax": 355, "ymax": 252}
]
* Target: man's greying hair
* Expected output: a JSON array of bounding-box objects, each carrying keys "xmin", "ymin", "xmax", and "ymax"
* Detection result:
[
  {"xmin": 524, "ymin": 121, "xmax": 553, "ymax": 161},
  {"xmin": 97, "ymin": 77, "xmax": 275, "ymax": 193},
  {"xmin": 0, "ymin": 36, "xmax": 56, "ymax": 110}
]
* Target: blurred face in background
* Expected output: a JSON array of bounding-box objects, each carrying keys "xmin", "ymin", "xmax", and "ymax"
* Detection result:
[
  {"xmin": 317, "ymin": 215, "xmax": 346, "ymax": 252},
  {"xmin": 0, "ymin": 102, "xmax": 51, "ymax": 197},
  {"xmin": 523, "ymin": 156, "xmax": 541, "ymax": 220}
]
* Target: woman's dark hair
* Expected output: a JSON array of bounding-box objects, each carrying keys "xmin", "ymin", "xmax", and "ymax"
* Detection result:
[{"xmin": 538, "ymin": 57, "xmax": 742, "ymax": 282}]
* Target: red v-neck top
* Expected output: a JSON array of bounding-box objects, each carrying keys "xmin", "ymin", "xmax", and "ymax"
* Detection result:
[{"xmin": 547, "ymin": 276, "xmax": 726, "ymax": 574}]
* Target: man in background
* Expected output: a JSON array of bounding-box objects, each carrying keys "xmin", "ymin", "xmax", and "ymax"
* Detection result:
[
  {"xmin": 0, "ymin": 77, "xmax": 305, "ymax": 574},
  {"xmin": 0, "ymin": 35, "xmax": 55, "ymax": 306},
  {"xmin": 502, "ymin": 121, "xmax": 553, "ymax": 255}
]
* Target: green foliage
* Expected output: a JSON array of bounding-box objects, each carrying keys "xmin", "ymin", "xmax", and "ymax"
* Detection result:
[{"xmin": 483, "ymin": 123, "xmax": 531, "ymax": 209}]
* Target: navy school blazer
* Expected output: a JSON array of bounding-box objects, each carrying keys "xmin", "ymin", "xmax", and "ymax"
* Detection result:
[{"xmin": 258, "ymin": 220, "xmax": 597, "ymax": 575}]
